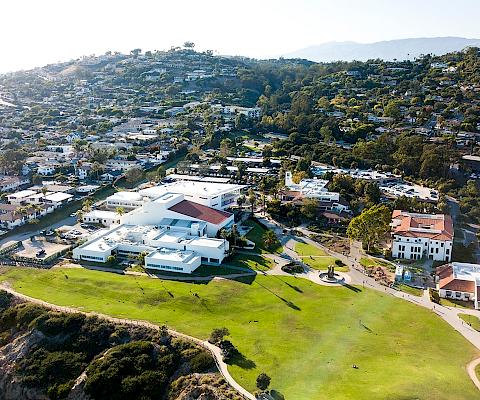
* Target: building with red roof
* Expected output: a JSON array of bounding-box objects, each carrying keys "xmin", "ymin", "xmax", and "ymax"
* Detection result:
[
  {"xmin": 436, "ymin": 263, "xmax": 480, "ymax": 309},
  {"xmin": 391, "ymin": 210, "xmax": 453, "ymax": 262}
]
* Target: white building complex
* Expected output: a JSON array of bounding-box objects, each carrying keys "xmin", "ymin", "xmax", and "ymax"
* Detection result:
[
  {"xmin": 285, "ymin": 171, "xmax": 340, "ymax": 202},
  {"xmin": 391, "ymin": 210, "xmax": 453, "ymax": 262},
  {"xmin": 436, "ymin": 263, "xmax": 480, "ymax": 309},
  {"xmin": 73, "ymin": 191, "xmax": 234, "ymax": 274},
  {"xmin": 105, "ymin": 181, "xmax": 244, "ymax": 211}
]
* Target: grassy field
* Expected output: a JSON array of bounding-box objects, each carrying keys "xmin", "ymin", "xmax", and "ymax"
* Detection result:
[
  {"xmin": 395, "ymin": 283, "xmax": 423, "ymax": 297},
  {"xmin": 295, "ymin": 242, "xmax": 327, "ymax": 257},
  {"xmin": 459, "ymin": 314, "xmax": 480, "ymax": 331},
  {"xmin": 0, "ymin": 267, "xmax": 478, "ymax": 400},
  {"xmin": 294, "ymin": 242, "xmax": 345, "ymax": 271},
  {"xmin": 244, "ymin": 220, "xmax": 283, "ymax": 254},
  {"xmin": 227, "ymin": 253, "xmax": 274, "ymax": 271},
  {"xmin": 360, "ymin": 257, "xmax": 390, "ymax": 268}
]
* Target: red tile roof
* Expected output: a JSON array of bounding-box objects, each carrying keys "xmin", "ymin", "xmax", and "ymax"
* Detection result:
[
  {"xmin": 168, "ymin": 200, "xmax": 232, "ymax": 225},
  {"xmin": 392, "ymin": 210, "xmax": 453, "ymax": 241},
  {"xmin": 437, "ymin": 264, "xmax": 476, "ymax": 294}
]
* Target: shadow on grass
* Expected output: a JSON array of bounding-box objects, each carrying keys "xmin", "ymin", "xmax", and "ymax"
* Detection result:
[
  {"xmin": 343, "ymin": 284, "xmax": 362, "ymax": 293},
  {"xmin": 229, "ymin": 351, "xmax": 256, "ymax": 370},
  {"xmin": 270, "ymin": 390, "xmax": 285, "ymax": 400},
  {"xmin": 255, "ymin": 281, "xmax": 301, "ymax": 311}
]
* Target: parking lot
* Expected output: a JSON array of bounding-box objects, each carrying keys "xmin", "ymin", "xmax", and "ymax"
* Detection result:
[{"xmin": 13, "ymin": 237, "xmax": 71, "ymax": 261}]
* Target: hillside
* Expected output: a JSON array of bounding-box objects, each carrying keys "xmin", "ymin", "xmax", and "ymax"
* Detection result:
[
  {"xmin": 284, "ymin": 37, "xmax": 480, "ymax": 62},
  {"xmin": 0, "ymin": 291, "xmax": 241, "ymax": 400}
]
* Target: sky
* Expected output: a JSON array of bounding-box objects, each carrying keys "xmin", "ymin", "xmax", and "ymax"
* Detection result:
[{"xmin": 1, "ymin": 0, "xmax": 479, "ymax": 73}]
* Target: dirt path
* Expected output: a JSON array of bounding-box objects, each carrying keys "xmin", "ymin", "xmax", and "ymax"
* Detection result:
[{"xmin": 0, "ymin": 284, "xmax": 255, "ymax": 400}]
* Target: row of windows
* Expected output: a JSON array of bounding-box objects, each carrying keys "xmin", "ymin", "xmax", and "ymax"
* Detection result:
[
  {"xmin": 81, "ymin": 255, "xmax": 104, "ymax": 261},
  {"xmin": 445, "ymin": 291, "xmax": 469, "ymax": 299},
  {"xmin": 146, "ymin": 263, "xmax": 183, "ymax": 271}
]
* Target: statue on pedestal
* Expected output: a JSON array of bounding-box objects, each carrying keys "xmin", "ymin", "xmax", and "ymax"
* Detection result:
[{"xmin": 327, "ymin": 264, "xmax": 335, "ymax": 279}]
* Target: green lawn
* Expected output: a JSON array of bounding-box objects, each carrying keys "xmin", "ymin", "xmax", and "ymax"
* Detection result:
[
  {"xmin": 227, "ymin": 253, "xmax": 274, "ymax": 271},
  {"xmin": 360, "ymin": 257, "xmax": 390, "ymax": 268},
  {"xmin": 395, "ymin": 284, "xmax": 423, "ymax": 297},
  {"xmin": 1, "ymin": 267, "xmax": 478, "ymax": 399},
  {"xmin": 459, "ymin": 314, "xmax": 480, "ymax": 331},
  {"xmin": 294, "ymin": 242, "xmax": 327, "ymax": 257},
  {"xmin": 244, "ymin": 220, "xmax": 283, "ymax": 254},
  {"xmin": 294, "ymin": 242, "xmax": 346, "ymax": 271}
]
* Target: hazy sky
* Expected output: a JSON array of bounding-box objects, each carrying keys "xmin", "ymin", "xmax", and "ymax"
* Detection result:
[{"xmin": 1, "ymin": 0, "xmax": 479, "ymax": 73}]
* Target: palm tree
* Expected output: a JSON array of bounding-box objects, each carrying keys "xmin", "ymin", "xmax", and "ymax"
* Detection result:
[
  {"xmin": 115, "ymin": 207, "xmax": 125, "ymax": 216},
  {"xmin": 136, "ymin": 251, "xmax": 148, "ymax": 266},
  {"xmin": 248, "ymin": 189, "xmax": 256, "ymax": 215},
  {"xmin": 82, "ymin": 198, "xmax": 93, "ymax": 212}
]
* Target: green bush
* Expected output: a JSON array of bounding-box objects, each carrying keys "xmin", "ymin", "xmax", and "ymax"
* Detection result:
[{"xmin": 190, "ymin": 350, "xmax": 215, "ymax": 372}]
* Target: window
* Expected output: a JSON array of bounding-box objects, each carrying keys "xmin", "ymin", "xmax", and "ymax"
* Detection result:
[
  {"xmin": 446, "ymin": 291, "xmax": 452, "ymax": 297},
  {"xmin": 209, "ymin": 258, "xmax": 220, "ymax": 264},
  {"xmin": 455, "ymin": 292, "xmax": 461, "ymax": 298},
  {"xmin": 441, "ymin": 243, "xmax": 444, "ymax": 247},
  {"xmin": 446, "ymin": 249, "xmax": 450, "ymax": 255}
]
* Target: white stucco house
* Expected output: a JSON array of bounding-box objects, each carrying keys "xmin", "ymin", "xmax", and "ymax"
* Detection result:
[{"xmin": 391, "ymin": 210, "xmax": 453, "ymax": 262}]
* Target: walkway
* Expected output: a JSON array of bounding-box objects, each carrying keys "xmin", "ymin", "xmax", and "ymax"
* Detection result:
[{"xmin": 0, "ymin": 284, "xmax": 255, "ymax": 400}]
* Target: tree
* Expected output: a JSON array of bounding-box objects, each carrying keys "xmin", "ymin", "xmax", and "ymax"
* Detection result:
[
  {"xmin": 248, "ymin": 189, "xmax": 256, "ymax": 215},
  {"xmin": 218, "ymin": 164, "xmax": 229, "ymax": 176},
  {"xmin": 347, "ymin": 204, "xmax": 391, "ymax": 252},
  {"xmin": 234, "ymin": 161, "xmax": 247, "ymax": 179},
  {"xmin": 115, "ymin": 207, "xmax": 125, "ymax": 216},
  {"xmin": 125, "ymin": 167, "xmax": 144, "ymax": 184},
  {"xmin": 136, "ymin": 251, "xmax": 148, "ymax": 266},
  {"xmin": 256, "ymin": 373, "xmax": 271, "ymax": 391},
  {"xmin": 263, "ymin": 230, "xmax": 280, "ymax": 251},
  {"xmin": 384, "ymin": 100, "xmax": 401, "ymax": 120},
  {"xmin": 300, "ymin": 198, "xmax": 318, "ymax": 220},
  {"xmin": 82, "ymin": 198, "xmax": 93, "ymax": 212},
  {"xmin": 183, "ymin": 41, "xmax": 195, "ymax": 49},
  {"xmin": 236, "ymin": 195, "xmax": 245, "ymax": 209},
  {"xmin": 209, "ymin": 327, "xmax": 230, "ymax": 344},
  {"xmin": 156, "ymin": 166, "xmax": 166, "ymax": 180},
  {"xmin": 219, "ymin": 138, "xmax": 234, "ymax": 157}
]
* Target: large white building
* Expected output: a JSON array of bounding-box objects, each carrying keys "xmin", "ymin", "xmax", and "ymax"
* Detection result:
[
  {"xmin": 285, "ymin": 172, "xmax": 340, "ymax": 202},
  {"xmin": 437, "ymin": 263, "xmax": 480, "ymax": 309},
  {"xmin": 73, "ymin": 192, "xmax": 234, "ymax": 274},
  {"xmin": 391, "ymin": 210, "xmax": 453, "ymax": 262},
  {"xmin": 105, "ymin": 181, "xmax": 245, "ymax": 211}
]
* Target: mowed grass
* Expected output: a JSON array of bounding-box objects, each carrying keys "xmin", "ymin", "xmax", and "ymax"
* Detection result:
[
  {"xmin": 244, "ymin": 220, "xmax": 283, "ymax": 254},
  {"xmin": 227, "ymin": 253, "xmax": 274, "ymax": 271},
  {"xmin": 395, "ymin": 283, "xmax": 424, "ymax": 297},
  {"xmin": 294, "ymin": 242, "xmax": 345, "ymax": 271},
  {"xmin": 459, "ymin": 314, "xmax": 480, "ymax": 331},
  {"xmin": 295, "ymin": 242, "xmax": 327, "ymax": 257},
  {"xmin": 1, "ymin": 267, "xmax": 479, "ymax": 400}
]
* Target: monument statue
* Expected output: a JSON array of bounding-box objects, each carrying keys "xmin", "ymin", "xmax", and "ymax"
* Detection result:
[{"xmin": 327, "ymin": 264, "xmax": 335, "ymax": 279}]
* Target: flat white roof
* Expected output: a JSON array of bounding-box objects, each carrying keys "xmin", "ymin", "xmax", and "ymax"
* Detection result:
[
  {"xmin": 85, "ymin": 210, "xmax": 119, "ymax": 219},
  {"xmin": 44, "ymin": 192, "xmax": 73, "ymax": 202},
  {"xmin": 147, "ymin": 248, "xmax": 199, "ymax": 264},
  {"xmin": 140, "ymin": 181, "xmax": 245, "ymax": 199},
  {"xmin": 8, "ymin": 190, "xmax": 37, "ymax": 198},
  {"xmin": 107, "ymin": 191, "xmax": 143, "ymax": 201},
  {"xmin": 452, "ymin": 262, "xmax": 480, "ymax": 284}
]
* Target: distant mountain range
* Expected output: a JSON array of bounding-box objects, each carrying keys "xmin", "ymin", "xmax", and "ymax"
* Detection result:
[{"xmin": 283, "ymin": 37, "xmax": 480, "ymax": 62}]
